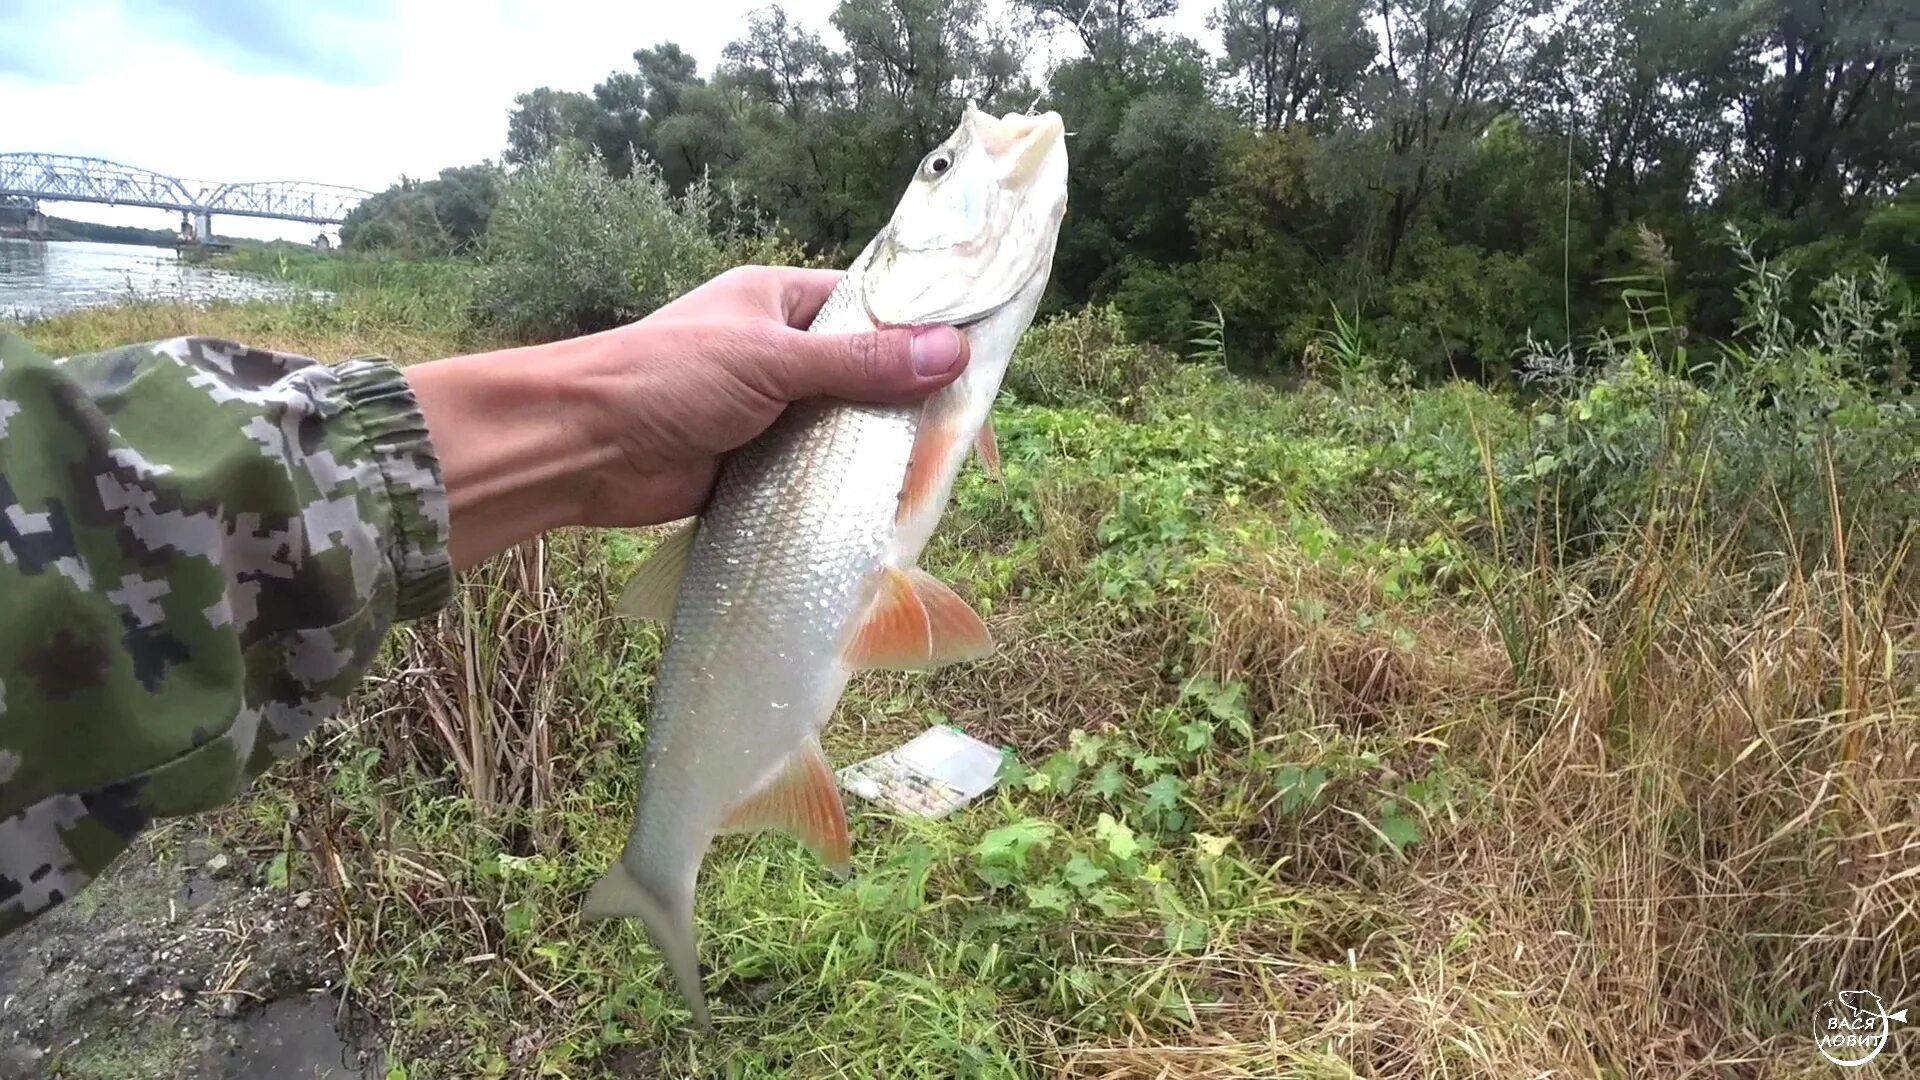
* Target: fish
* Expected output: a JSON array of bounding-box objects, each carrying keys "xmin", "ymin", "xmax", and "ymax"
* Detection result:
[{"xmin": 582, "ymin": 102, "xmax": 1070, "ymax": 1027}]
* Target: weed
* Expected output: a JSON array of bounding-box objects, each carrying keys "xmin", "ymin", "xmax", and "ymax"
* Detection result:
[{"xmin": 18, "ymin": 255, "xmax": 1916, "ymax": 1078}]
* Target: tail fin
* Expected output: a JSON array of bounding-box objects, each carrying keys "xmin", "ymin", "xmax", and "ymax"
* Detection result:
[{"xmin": 583, "ymin": 864, "xmax": 711, "ymax": 1029}]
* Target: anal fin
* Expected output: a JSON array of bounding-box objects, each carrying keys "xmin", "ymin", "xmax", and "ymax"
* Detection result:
[{"xmin": 718, "ymin": 739, "xmax": 852, "ymax": 874}]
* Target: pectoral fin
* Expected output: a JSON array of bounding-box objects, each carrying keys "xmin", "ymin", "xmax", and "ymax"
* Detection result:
[
  {"xmin": 974, "ymin": 417, "xmax": 1002, "ymax": 482},
  {"xmin": 898, "ymin": 390, "xmax": 969, "ymax": 524}
]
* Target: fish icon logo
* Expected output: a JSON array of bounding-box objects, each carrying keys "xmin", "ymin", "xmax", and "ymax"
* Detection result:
[{"xmin": 1816, "ymin": 989, "xmax": 1908, "ymax": 1067}]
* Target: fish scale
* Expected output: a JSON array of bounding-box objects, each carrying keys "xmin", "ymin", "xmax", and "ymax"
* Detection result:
[
  {"xmin": 585, "ymin": 102, "xmax": 1069, "ymax": 1028},
  {"xmin": 630, "ymin": 399, "xmax": 914, "ymax": 884}
]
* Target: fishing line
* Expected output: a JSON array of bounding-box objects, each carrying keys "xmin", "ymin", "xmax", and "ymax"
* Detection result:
[{"xmin": 1023, "ymin": 0, "xmax": 1095, "ymax": 120}]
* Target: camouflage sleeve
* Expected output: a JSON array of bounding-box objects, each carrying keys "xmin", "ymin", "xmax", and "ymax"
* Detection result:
[{"xmin": 0, "ymin": 331, "xmax": 451, "ymax": 935}]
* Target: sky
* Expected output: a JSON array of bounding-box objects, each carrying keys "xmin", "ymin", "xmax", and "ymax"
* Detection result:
[{"xmin": 1, "ymin": 0, "xmax": 1217, "ymax": 243}]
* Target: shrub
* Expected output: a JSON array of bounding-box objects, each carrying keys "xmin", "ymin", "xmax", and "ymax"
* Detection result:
[
  {"xmin": 1503, "ymin": 229, "xmax": 1917, "ymax": 570},
  {"xmin": 1110, "ymin": 258, "xmax": 1197, "ymax": 349},
  {"xmin": 475, "ymin": 151, "xmax": 804, "ymax": 342},
  {"xmin": 1003, "ymin": 303, "xmax": 1180, "ymax": 411}
]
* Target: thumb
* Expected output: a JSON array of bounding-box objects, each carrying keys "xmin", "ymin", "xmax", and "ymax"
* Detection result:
[{"xmin": 768, "ymin": 324, "xmax": 970, "ymax": 403}]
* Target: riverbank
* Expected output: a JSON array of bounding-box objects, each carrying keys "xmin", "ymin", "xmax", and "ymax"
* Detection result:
[{"xmin": 5, "ymin": 271, "xmax": 1915, "ymax": 1077}]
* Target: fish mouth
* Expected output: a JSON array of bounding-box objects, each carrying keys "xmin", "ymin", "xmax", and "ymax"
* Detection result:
[{"xmin": 974, "ymin": 108, "xmax": 1066, "ymax": 188}]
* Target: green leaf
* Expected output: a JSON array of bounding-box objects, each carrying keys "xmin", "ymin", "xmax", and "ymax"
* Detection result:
[
  {"xmin": 1130, "ymin": 752, "xmax": 1173, "ymax": 776},
  {"xmin": 996, "ymin": 756, "xmax": 1032, "ymax": 787},
  {"xmin": 1193, "ymin": 833, "xmax": 1232, "ymax": 860},
  {"xmin": 1024, "ymin": 883, "xmax": 1070, "ymax": 912},
  {"xmin": 1065, "ymin": 730, "xmax": 1108, "ymax": 767},
  {"xmin": 1089, "ymin": 761, "xmax": 1127, "ymax": 799},
  {"xmin": 973, "ymin": 818, "xmax": 1056, "ymax": 863},
  {"xmin": 1086, "ymin": 887, "xmax": 1135, "ymax": 917},
  {"xmin": 1095, "ymin": 813, "xmax": 1140, "ymax": 861},
  {"xmin": 1376, "ymin": 810, "xmax": 1421, "ymax": 853},
  {"xmin": 265, "ymin": 851, "xmax": 289, "ymax": 889},
  {"xmin": 1039, "ymin": 750, "xmax": 1082, "ymax": 793},
  {"xmin": 1063, "ymin": 853, "xmax": 1108, "ymax": 889},
  {"xmin": 1176, "ymin": 721, "xmax": 1213, "ymax": 754},
  {"xmin": 504, "ymin": 900, "xmax": 535, "ymax": 937},
  {"xmin": 1276, "ymin": 764, "xmax": 1329, "ymax": 813},
  {"xmin": 1142, "ymin": 773, "xmax": 1186, "ymax": 814},
  {"xmin": 1162, "ymin": 916, "xmax": 1208, "ymax": 954}
]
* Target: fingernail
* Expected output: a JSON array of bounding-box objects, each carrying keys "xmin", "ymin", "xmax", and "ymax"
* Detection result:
[{"xmin": 910, "ymin": 326, "xmax": 964, "ymax": 376}]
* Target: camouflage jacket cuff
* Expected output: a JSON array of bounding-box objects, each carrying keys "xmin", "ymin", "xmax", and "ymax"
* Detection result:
[{"xmin": 332, "ymin": 357, "xmax": 453, "ymax": 622}]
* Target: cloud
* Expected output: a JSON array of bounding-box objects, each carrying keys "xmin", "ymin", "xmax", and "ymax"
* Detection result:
[{"xmin": 144, "ymin": 0, "xmax": 402, "ymax": 84}]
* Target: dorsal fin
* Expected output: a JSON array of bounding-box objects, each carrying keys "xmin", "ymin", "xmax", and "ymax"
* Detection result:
[{"xmin": 614, "ymin": 521, "xmax": 698, "ymax": 624}]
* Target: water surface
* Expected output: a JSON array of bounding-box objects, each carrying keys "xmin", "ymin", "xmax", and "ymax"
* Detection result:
[{"xmin": 0, "ymin": 238, "xmax": 310, "ymax": 319}]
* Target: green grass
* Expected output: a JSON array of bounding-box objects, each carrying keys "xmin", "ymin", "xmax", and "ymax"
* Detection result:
[{"xmin": 11, "ymin": 267, "xmax": 1916, "ymax": 1079}]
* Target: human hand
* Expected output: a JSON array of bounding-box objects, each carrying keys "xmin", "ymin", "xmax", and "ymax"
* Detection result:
[
  {"xmin": 410, "ymin": 265, "xmax": 971, "ymax": 569},
  {"xmin": 575, "ymin": 265, "xmax": 971, "ymax": 527}
]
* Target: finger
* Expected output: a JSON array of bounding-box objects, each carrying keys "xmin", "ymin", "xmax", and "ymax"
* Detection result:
[
  {"xmin": 759, "ymin": 324, "xmax": 970, "ymax": 404},
  {"xmin": 771, "ymin": 267, "xmax": 848, "ymax": 328}
]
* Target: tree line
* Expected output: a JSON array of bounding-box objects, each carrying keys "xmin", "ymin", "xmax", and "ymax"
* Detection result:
[{"xmin": 342, "ymin": 0, "xmax": 1915, "ymax": 380}]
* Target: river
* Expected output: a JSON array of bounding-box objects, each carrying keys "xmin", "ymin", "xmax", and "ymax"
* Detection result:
[{"xmin": 0, "ymin": 238, "xmax": 312, "ymax": 320}]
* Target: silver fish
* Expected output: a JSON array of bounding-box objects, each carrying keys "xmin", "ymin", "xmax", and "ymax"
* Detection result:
[{"xmin": 584, "ymin": 104, "xmax": 1070, "ymax": 1026}]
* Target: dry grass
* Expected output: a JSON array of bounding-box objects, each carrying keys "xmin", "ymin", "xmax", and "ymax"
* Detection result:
[
  {"xmin": 1027, "ymin": 525, "xmax": 1918, "ymax": 1078},
  {"xmin": 10, "ymin": 291, "xmax": 474, "ymax": 364},
  {"xmin": 21, "ymin": 296, "xmax": 1912, "ymax": 1077}
]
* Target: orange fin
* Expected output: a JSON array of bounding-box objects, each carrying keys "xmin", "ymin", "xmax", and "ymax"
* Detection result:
[
  {"xmin": 973, "ymin": 417, "xmax": 1002, "ymax": 482},
  {"xmin": 846, "ymin": 567, "xmax": 933, "ymax": 670},
  {"xmin": 845, "ymin": 566, "xmax": 994, "ymax": 672},
  {"xmin": 904, "ymin": 567, "xmax": 994, "ymax": 666},
  {"xmin": 898, "ymin": 390, "xmax": 968, "ymax": 524},
  {"xmin": 615, "ymin": 520, "xmax": 697, "ymax": 624},
  {"xmin": 718, "ymin": 739, "xmax": 851, "ymax": 873}
]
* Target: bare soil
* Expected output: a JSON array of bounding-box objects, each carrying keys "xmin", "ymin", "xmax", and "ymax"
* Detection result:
[{"xmin": 0, "ymin": 830, "xmax": 383, "ymax": 1079}]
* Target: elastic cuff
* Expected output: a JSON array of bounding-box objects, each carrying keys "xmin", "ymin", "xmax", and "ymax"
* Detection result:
[{"xmin": 333, "ymin": 357, "xmax": 453, "ymax": 621}]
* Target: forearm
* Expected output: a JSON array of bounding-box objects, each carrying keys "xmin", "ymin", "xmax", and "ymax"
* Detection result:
[
  {"xmin": 0, "ymin": 332, "xmax": 451, "ymax": 935},
  {"xmin": 407, "ymin": 332, "xmax": 626, "ymax": 569}
]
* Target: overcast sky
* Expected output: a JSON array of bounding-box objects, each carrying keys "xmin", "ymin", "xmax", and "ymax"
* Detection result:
[{"xmin": 1, "ymin": 0, "xmax": 1217, "ymax": 242}]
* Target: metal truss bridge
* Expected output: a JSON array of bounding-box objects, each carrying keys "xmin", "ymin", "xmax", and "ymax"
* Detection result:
[{"xmin": 0, "ymin": 152, "xmax": 374, "ymax": 229}]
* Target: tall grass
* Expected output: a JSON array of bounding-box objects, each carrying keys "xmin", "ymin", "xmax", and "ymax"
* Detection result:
[{"xmin": 16, "ymin": 240, "xmax": 1914, "ymax": 1078}]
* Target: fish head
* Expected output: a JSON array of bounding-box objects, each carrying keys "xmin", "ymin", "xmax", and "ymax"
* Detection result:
[
  {"xmin": 1839, "ymin": 990, "xmax": 1884, "ymax": 1017},
  {"xmin": 862, "ymin": 103, "xmax": 1069, "ymax": 328}
]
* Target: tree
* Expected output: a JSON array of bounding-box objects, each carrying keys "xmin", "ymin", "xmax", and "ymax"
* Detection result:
[
  {"xmin": 341, "ymin": 164, "xmax": 503, "ymax": 255},
  {"xmin": 1210, "ymin": 0, "xmax": 1373, "ymax": 131},
  {"xmin": 1523, "ymin": 0, "xmax": 1726, "ymax": 242},
  {"xmin": 504, "ymin": 88, "xmax": 598, "ymax": 165},
  {"xmin": 1356, "ymin": 0, "xmax": 1547, "ymax": 274},
  {"xmin": 1722, "ymin": 0, "xmax": 1916, "ymax": 217},
  {"xmin": 833, "ymin": 0, "xmax": 1029, "ymax": 150},
  {"xmin": 1018, "ymin": 0, "xmax": 1180, "ymax": 73}
]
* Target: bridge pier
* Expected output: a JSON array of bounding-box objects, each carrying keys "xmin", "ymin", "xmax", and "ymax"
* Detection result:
[
  {"xmin": 0, "ymin": 195, "xmax": 47, "ymax": 238},
  {"xmin": 193, "ymin": 210, "xmax": 213, "ymax": 242}
]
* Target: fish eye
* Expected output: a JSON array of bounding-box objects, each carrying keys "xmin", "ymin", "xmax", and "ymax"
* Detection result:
[{"xmin": 922, "ymin": 150, "xmax": 954, "ymax": 178}]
